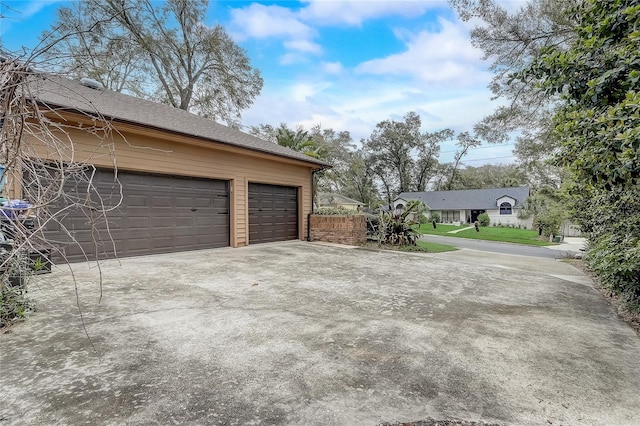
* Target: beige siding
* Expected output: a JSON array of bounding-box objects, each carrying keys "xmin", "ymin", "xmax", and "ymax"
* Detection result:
[{"xmin": 30, "ymin": 121, "xmax": 317, "ymax": 247}]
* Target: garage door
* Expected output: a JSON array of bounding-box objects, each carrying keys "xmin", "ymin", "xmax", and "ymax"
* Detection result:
[
  {"xmin": 46, "ymin": 169, "xmax": 229, "ymax": 262},
  {"xmin": 248, "ymin": 183, "xmax": 298, "ymax": 244}
]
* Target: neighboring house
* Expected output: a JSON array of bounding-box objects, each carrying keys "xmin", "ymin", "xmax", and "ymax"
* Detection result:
[
  {"xmin": 317, "ymin": 192, "xmax": 363, "ymax": 211},
  {"xmin": 394, "ymin": 187, "xmax": 533, "ymax": 228},
  {"xmin": 20, "ymin": 74, "xmax": 328, "ymax": 262}
]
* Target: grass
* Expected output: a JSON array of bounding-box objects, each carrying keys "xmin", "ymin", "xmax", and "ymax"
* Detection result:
[
  {"xmin": 362, "ymin": 240, "xmax": 457, "ymax": 253},
  {"xmin": 400, "ymin": 240, "xmax": 458, "ymax": 253},
  {"xmin": 417, "ymin": 223, "xmax": 555, "ymax": 247}
]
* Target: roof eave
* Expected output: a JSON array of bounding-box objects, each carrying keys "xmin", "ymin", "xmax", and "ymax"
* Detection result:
[{"xmin": 38, "ymin": 102, "xmax": 331, "ymax": 169}]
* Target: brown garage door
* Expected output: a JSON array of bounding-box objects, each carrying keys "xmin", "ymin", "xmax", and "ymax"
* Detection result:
[
  {"xmin": 248, "ymin": 183, "xmax": 298, "ymax": 244},
  {"xmin": 46, "ymin": 169, "xmax": 229, "ymax": 262}
]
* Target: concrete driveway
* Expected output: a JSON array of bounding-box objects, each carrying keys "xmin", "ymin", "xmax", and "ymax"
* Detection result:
[{"xmin": 1, "ymin": 242, "xmax": 639, "ymax": 425}]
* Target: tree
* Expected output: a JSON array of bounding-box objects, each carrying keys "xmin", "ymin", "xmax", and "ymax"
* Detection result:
[
  {"xmin": 40, "ymin": 0, "xmax": 263, "ymax": 126},
  {"xmin": 450, "ymin": 0, "xmax": 579, "ymax": 187},
  {"xmin": 519, "ymin": 187, "xmax": 567, "ymax": 237},
  {"xmin": 363, "ymin": 112, "xmax": 447, "ymax": 202},
  {"xmin": 413, "ymin": 129, "xmax": 450, "ymax": 191},
  {"xmin": 365, "ymin": 112, "xmax": 423, "ymax": 196},
  {"xmin": 1, "ymin": 56, "xmax": 121, "ymax": 329},
  {"xmin": 36, "ymin": 1, "xmax": 148, "ymax": 96},
  {"xmin": 339, "ymin": 150, "xmax": 379, "ymax": 207},
  {"xmin": 438, "ymin": 132, "xmax": 482, "ymax": 190},
  {"xmin": 442, "ymin": 164, "xmax": 529, "ymax": 190},
  {"xmin": 248, "ymin": 123, "xmax": 278, "ymax": 143},
  {"xmin": 524, "ymin": 0, "xmax": 640, "ymax": 306},
  {"xmin": 309, "ymin": 124, "xmax": 356, "ymax": 193},
  {"xmin": 275, "ymin": 126, "xmax": 321, "ymax": 158}
]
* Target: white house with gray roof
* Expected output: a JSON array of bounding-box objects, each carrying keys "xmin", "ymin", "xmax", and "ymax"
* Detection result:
[{"xmin": 394, "ymin": 187, "xmax": 533, "ymax": 228}]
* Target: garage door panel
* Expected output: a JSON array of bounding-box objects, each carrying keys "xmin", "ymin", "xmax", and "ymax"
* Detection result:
[
  {"xmin": 191, "ymin": 197, "xmax": 212, "ymax": 208},
  {"xmin": 152, "ymin": 196, "xmax": 173, "ymax": 207},
  {"xmin": 46, "ymin": 169, "xmax": 230, "ymax": 262},
  {"xmin": 127, "ymin": 194, "xmax": 149, "ymax": 207},
  {"xmin": 248, "ymin": 183, "xmax": 298, "ymax": 244}
]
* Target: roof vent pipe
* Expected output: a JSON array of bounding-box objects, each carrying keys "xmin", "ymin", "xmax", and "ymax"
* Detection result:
[{"xmin": 80, "ymin": 77, "xmax": 104, "ymax": 90}]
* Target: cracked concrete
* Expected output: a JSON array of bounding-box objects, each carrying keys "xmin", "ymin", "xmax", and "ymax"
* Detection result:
[{"xmin": 1, "ymin": 241, "xmax": 639, "ymax": 425}]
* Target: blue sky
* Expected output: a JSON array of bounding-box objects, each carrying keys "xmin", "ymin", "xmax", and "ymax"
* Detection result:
[{"xmin": 0, "ymin": 0, "xmax": 525, "ymax": 164}]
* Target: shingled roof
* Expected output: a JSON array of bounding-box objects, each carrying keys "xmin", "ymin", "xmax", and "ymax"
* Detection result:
[
  {"xmin": 396, "ymin": 187, "xmax": 530, "ymax": 210},
  {"xmin": 30, "ymin": 74, "xmax": 329, "ymax": 167}
]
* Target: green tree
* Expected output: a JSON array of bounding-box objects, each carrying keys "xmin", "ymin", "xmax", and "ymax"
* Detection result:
[
  {"xmin": 40, "ymin": 0, "xmax": 263, "ymax": 126},
  {"xmin": 413, "ymin": 129, "xmax": 449, "ymax": 191},
  {"xmin": 437, "ymin": 131, "xmax": 482, "ymax": 190},
  {"xmin": 275, "ymin": 126, "xmax": 321, "ymax": 158},
  {"xmin": 524, "ymin": 0, "xmax": 640, "ymax": 306},
  {"xmin": 450, "ymin": 0, "xmax": 579, "ymax": 188},
  {"xmin": 339, "ymin": 150, "xmax": 379, "ymax": 208},
  {"xmin": 448, "ymin": 164, "xmax": 529, "ymax": 190},
  {"xmin": 519, "ymin": 187, "xmax": 567, "ymax": 237},
  {"xmin": 365, "ymin": 112, "xmax": 424, "ymax": 196},
  {"xmin": 363, "ymin": 112, "xmax": 447, "ymax": 202},
  {"xmin": 248, "ymin": 123, "xmax": 279, "ymax": 143},
  {"xmin": 309, "ymin": 125, "xmax": 357, "ymax": 194}
]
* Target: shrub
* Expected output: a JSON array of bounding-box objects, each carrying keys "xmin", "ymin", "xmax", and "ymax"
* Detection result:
[
  {"xmin": 314, "ymin": 207, "xmax": 357, "ymax": 216},
  {"xmin": 0, "ymin": 255, "xmax": 36, "ymax": 328},
  {"xmin": 429, "ymin": 211, "xmax": 440, "ymax": 223},
  {"xmin": 375, "ymin": 200, "xmax": 424, "ymax": 246},
  {"xmin": 0, "ymin": 284, "xmax": 35, "ymax": 328},
  {"xmin": 477, "ymin": 213, "xmax": 490, "ymax": 227},
  {"xmin": 364, "ymin": 213, "xmax": 379, "ymax": 236},
  {"xmin": 534, "ymin": 208, "xmax": 564, "ymax": 237},
  {"xmin": 587, "ymin": 234, "xmax": 640, "ymax": 312}
]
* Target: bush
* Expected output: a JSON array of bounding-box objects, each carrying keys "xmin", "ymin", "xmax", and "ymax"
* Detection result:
[
  {"xmin": 314, "ymin": 207, "xmax": 357, "ymax": 216},
  {"xmin": 364, "ymin": 213, "xmax": 379, "ymax": 236},
  {"xmin": 375, "ymin": 200, "xmax": 424, "ymax": 246},
  {"xmin": 429, "ymin": 212, "xmax": 440, "ymax": 223},
  {"xmin": 534, "ymin": 209, "xmax": 564, "ymax": 237},
  {"xmin": 587, "ymin": 234, "xmax": 640, "ymax": 311},
  {"xmin": 0, "ymin": 256, "xmax": 36, "ymax": 328},
  {"xmin": 477, "ymin": 213, "xmax": 490, "ymax": 227},
  {"xmin": 0, "ymin": 284, "xmax": 35, "ymax": 328}
]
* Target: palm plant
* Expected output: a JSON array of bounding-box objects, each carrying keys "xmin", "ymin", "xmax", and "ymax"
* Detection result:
[
  {"xmin": 276, "ymin": 128, "xmax": 323, "ymax": 158},
  {"xmin": 376, "ymin": 200, "xmax": 425, "ymax": 246}
]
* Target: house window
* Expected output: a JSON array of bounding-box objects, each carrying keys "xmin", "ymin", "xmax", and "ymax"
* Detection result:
[
  {"xmin": 500, "ymin": 202, "xmax": 512, "ymax": 215},
  {"xmin": 441, "ymin": 210, "xmax": 460, "ymax": 223}
]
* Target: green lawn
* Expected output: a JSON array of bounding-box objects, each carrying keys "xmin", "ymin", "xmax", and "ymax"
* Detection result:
[
  {"xmin": 399, "ymin": 240, "xmax": 458, "ymax": 253},
  {"xmin": 417, "ymin": 223, "xmax": 555, "ymax": 247}
]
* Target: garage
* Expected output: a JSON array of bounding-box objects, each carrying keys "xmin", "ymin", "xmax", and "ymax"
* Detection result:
[
  {"xmin": 47, "ymin": 169, "xmax": 229, "ymax": 262},
  {"xmin": 24, "ymin": 75, "xmax": 327, "ymax": 260},
  {"xmin": 248, "ymin": 183, "xmax": 298, "ymax": 244}
]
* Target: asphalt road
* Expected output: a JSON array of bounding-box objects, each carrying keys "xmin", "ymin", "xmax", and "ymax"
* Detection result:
[{"xmin": 422, "ymin": 234, "xmax": 563, "ymax": 258}]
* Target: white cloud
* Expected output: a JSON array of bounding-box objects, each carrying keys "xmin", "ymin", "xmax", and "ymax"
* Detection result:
[
  {"xmin": 241, "ymin": 73, "xmax": 500, "ymax": 153},
  {"xmin": 20, "ymin": 0, "xmax": 63, "ymax": 18},
  {"xmin": 241, "ymin": 87, "xmax": 337, "ymax": 129},
  {"xmin": 496, "ymin": 0, "xmax": 529, "ymax": 14},
  {"xmin": 232, "ymin": 3, "xmax": 512, "ymax": 164},
  {"xmin": 228, "ymin": 3, "xmax": 314, "ymax": 41},
  {"xmin": 228, "ymin": 1, "xmax": 443, "ymax": 68},
  {"xmin": 290, "ymin": 82, "xmax": 333, "ymax": 102},
  {"xmin": 355, "ymin": 18, "xmax": 489, "ymax": 87},
  {"xmin": 283, "ymin": 39, "xmax": 322, "ymax": 54},
  {"xmin": 279, "ymin": 52, "xmax": 307, "ymax": 65},
  {"xmin": 300, "ymin": 0, "xmax": 444, "ymax": 26},
  {"xmin": 321, "ymin": 61, "xmax": 344, "ymax": 74},
  {"xmin": 229, "ymin": 3, "xmax": 324, "ymax": 65}
]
